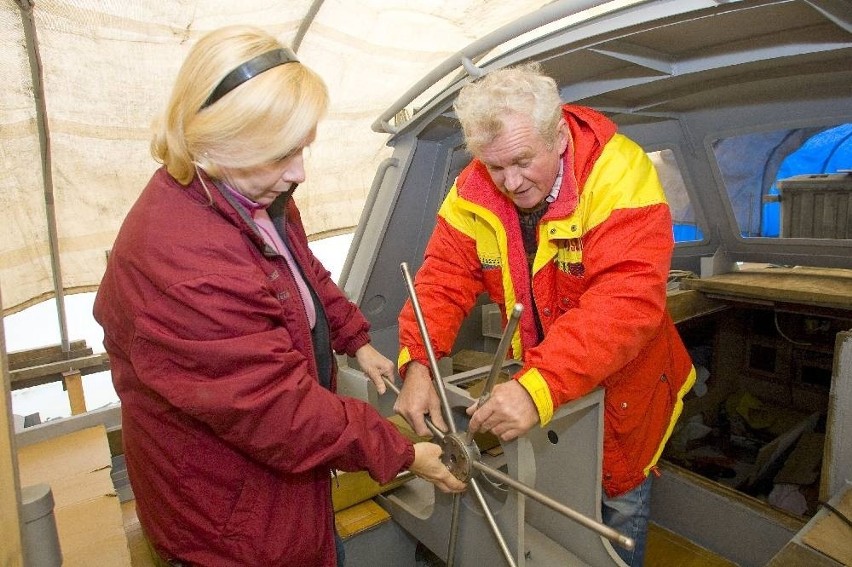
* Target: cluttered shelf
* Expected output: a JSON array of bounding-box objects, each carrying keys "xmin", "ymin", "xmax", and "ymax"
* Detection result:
[{"xmin": 663, "ymin": 264, "xmax": 852, "ymax": 528}]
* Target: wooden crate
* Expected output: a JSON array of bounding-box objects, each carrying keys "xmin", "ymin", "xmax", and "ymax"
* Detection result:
[{"xmin": 778, "ymin": 173, "xmax": 851, "ymax": 239}]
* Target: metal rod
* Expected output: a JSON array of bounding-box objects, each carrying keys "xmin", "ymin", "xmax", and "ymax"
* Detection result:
[
  {"xmin": 472, "ymin": 461, "xmax": 635, "ymax": 550},
  {"xmin": 381, "ymin": 375, "xmax": 632, "ymax": 562},
  {"xmin": 466, "ymin": 303, "xmax": 523, "ymax": 444},
  {"xmin": 469, "ymin": 477, "xmax": 518, "ymax": 567},
  {"xmin": 17, "ymin": 0, "xmax": 70, "ymax": 352},
  {"xmin": 383, "ymin": 373, "xmax": 461, "ymax": 565},
  {"xmin": 400, "ymin": 262, "xmax": 457, "ymax": 434},
  {"xmin": 476, "ymin": 303, "xmax": 522, "ymax": 408},
  {"xmin": 372, "ymin": 0, "xmax": 642, "ymax": 133},
  {"xmin": 382, "ymin": 373, "xmax": 461, "ymax": 565},
  {"xmin": 447, "ymin": 493, "xmax": 461, "ymax": 567}
]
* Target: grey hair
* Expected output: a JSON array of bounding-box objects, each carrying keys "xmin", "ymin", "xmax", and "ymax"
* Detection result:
[{"xmin": 453, "ymin": 62, "xmax": 563, "ymax": 156}]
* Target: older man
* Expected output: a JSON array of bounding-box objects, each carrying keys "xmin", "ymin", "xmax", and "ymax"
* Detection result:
[{"xmin": 395, "ymin": 63, "xmax": 695, "ymax": 566}]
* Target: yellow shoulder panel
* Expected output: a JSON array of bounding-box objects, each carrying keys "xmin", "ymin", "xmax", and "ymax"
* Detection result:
[{"xmin": 579, "ymin": 134, "xmax": 669, "ymax": 233}]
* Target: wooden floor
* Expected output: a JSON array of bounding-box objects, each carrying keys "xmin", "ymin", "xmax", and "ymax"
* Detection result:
[
  {"xmin": 123, "ymin": 499, "xmax": 735, "ymax": 567},
  {"xmin": 645, "ymin": 523, "xmax": 737, "ymax": 567}
]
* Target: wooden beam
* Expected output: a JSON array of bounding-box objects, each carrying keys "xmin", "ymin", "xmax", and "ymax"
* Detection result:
[
  {"xmin": 63, "ymin": 370, "xmax": 87, "ymax": 416},
  {"xmin": 6, "ymin": 340, "xmax": 89, "ymax": 371},
  {"xmin": 667, "ymin": 289, "xmax": 729, "ymax": 324},
  {"xmin": 9, "ymin": 353, "xmax": 111, "ymax": 391}
]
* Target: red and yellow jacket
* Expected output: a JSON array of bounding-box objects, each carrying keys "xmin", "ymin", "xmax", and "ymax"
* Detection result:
[{"xmin": 399, "ymin": 105, "xmax": 695, "ymax": 497}]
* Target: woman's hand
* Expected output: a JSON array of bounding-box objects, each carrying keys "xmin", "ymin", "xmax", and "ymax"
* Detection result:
[
  {"xmin": 410, "ymin": 442, "xmax": 467, "ymax": 493},
  {"xmin": 353, "ymin": 343, "xmax": 395, "ymax": 394}
]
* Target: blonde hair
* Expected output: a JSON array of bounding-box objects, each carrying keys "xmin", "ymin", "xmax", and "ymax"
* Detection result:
[
  {"xmin": 151, "ymin": 25, "xmax": 329, "ymax": 184},
  {"xmin": 453, "ymin": 62, "xmax": 563, "ymax": 156}
]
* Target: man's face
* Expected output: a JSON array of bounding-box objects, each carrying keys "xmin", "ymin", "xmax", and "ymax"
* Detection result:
[{"xmin": 477, "ymin": 113, "xmax": 568, "ymax": 211}]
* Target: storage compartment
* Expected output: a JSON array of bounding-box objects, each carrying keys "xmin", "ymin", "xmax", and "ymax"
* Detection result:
[
  {"xmin": 777, "ymin": 172, "xmax": 852, "ymax": 238},
  {"xmin": 664, "ymin": 304, "xmax": 851, "ymax": 519}
]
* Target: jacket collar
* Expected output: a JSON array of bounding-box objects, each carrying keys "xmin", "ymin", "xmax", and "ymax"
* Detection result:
[{"xmin": 174, "ymin": 168, "xmax": 290, "ymax": 258}]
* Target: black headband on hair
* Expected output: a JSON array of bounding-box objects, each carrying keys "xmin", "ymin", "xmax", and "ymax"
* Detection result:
[{"xmin": 201, "ymin": 47, "xmax": 298, "ymax": 109}]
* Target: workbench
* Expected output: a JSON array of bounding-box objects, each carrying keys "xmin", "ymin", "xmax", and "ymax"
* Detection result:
[{"xmin": 680, "ymin": 265, "xmax": 852, "ymax": 312}]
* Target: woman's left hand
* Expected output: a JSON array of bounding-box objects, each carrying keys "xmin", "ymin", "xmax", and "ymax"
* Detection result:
[{"xmin": 353, "ymin": 344, "xmax": 395, "ymax": 395}]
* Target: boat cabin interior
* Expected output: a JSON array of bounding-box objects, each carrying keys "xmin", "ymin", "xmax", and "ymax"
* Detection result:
[
  {"xmin": 339, "ymin": 0, "xmax": 852, "ymax": 564},
  {"xmin": 4, "ymin": 0, "xmax": 851, "ymax": 566}
]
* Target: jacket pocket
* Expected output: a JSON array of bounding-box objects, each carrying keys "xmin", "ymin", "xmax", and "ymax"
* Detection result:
[{"xmin": 553, "ymin": 265, "xmax": 584, "ymax": 313}]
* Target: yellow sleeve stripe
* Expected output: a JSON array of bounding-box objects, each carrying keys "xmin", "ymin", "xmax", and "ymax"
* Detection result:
[
  {"xmin": 518, "ymin": 368, "xmax": 554, "ymax": 426},
  {"xmin": 643, "ymin": 365, "xmax": 698, "ymax": 476},
  {"xmin": 398, "ymin": 346, "xmax": 412, "ymax": 371}
]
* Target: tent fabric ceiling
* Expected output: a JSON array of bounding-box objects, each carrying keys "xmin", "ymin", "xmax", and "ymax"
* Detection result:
[{"xmin": 0, "ymin": 0, "xmax": 556, "ymax": 314}]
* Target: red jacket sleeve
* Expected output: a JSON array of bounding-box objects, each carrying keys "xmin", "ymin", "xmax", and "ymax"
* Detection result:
[{"xmin": 398, "ymin": 216, "xmax": 484, "ymax": 375}]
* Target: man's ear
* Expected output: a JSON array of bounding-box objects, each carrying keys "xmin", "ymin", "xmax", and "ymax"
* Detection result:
[{"xmin": 556, "ymin": 118, "xmax": 570, "ymax": 155}]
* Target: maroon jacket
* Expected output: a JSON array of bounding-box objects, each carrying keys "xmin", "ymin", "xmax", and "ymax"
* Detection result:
[{"xmin": 94, "ymin": 168, "xmax": 413, "ymax": 566}]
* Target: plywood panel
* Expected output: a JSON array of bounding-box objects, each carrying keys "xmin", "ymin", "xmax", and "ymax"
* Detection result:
[{"xmin": 683, "ymin": 266, "xmax": 852, "ymax": 310}]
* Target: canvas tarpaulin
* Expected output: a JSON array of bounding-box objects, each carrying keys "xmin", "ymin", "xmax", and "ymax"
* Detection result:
[{"xmin": 1, "ymin": 0, "xmax": 559, "ymax": 314}]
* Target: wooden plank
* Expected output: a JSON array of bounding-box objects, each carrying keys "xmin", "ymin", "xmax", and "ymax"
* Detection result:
[
  {"xmin": 646, "ymin": 523, "xmax": 737, "ymax": 567},
  {"xmin": 9, "ymin": 347, "xmax": 95, "ymax": 372},
  {"xmin": 800, "ymin": 488, "xmax": 852, "ymax": 566},
  {"xmin": 332, "ymin": 470, "xmax": 413, "ymax": 512},
  {"xmin": 682, "ymin": 267, "xmax": 852, "ymax": 311},
  {"xmin": 452, "ymin": 349, "xmax": 495, "ymax": 373},
  {"xmin": 666, "ymin": 289, "xmax": 729, "ymax": 324},
  {"xmin": 7, "ymin": 340, "xmax": 89, "ymax": 371},
  {"xmin": 9, "ymin": 353, "xmax": 111, "ymax": 390},
  {"xmin": 63, "ymin": 370, "xmax": 87, "ymax": 416},
  {"xmin": 765, "ymin": 540, "xmax": 844, "ymax": 567},
  {"xmin": 335, "ymin": 499, "xmax": 391, "ymax": 540}
]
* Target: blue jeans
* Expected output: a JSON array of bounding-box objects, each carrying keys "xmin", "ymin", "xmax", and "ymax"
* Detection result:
[
  {"xmin": 601, "ymin": 475, "xmax": 653, "ymax": 567},
  {"xmin": 335, "ymin": 531, "xmax": 346, "ymax": 567}
]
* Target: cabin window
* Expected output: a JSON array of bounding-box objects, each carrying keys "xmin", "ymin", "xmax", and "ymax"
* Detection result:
[
  {"xmin": 648, "ymin": 149, "xmax": 704, "ymax": 242},
  {"xmin": 712, "ymin": 122, "xmax": 852, "ymax": 240}
]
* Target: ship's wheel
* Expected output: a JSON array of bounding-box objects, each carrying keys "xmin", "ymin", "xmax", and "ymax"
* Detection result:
[{"xmin": 380, "ymin": 262, "xmax": 634, "ymax": 567}]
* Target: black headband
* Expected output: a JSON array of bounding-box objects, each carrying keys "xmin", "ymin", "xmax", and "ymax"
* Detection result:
[{"xmin": 201, "ymin": 47, "xmax": 298, "ymax": 109}]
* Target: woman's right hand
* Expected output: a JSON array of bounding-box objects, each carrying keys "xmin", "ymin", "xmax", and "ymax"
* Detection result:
[{"xmin": 410, "ymin": 442, "xmax": 467, "ymax": 493}]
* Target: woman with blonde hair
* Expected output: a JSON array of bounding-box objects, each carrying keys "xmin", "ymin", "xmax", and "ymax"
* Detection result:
[{"xmin": 95, "ymin": 25, "xmax": 464, "ymax": 567}]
